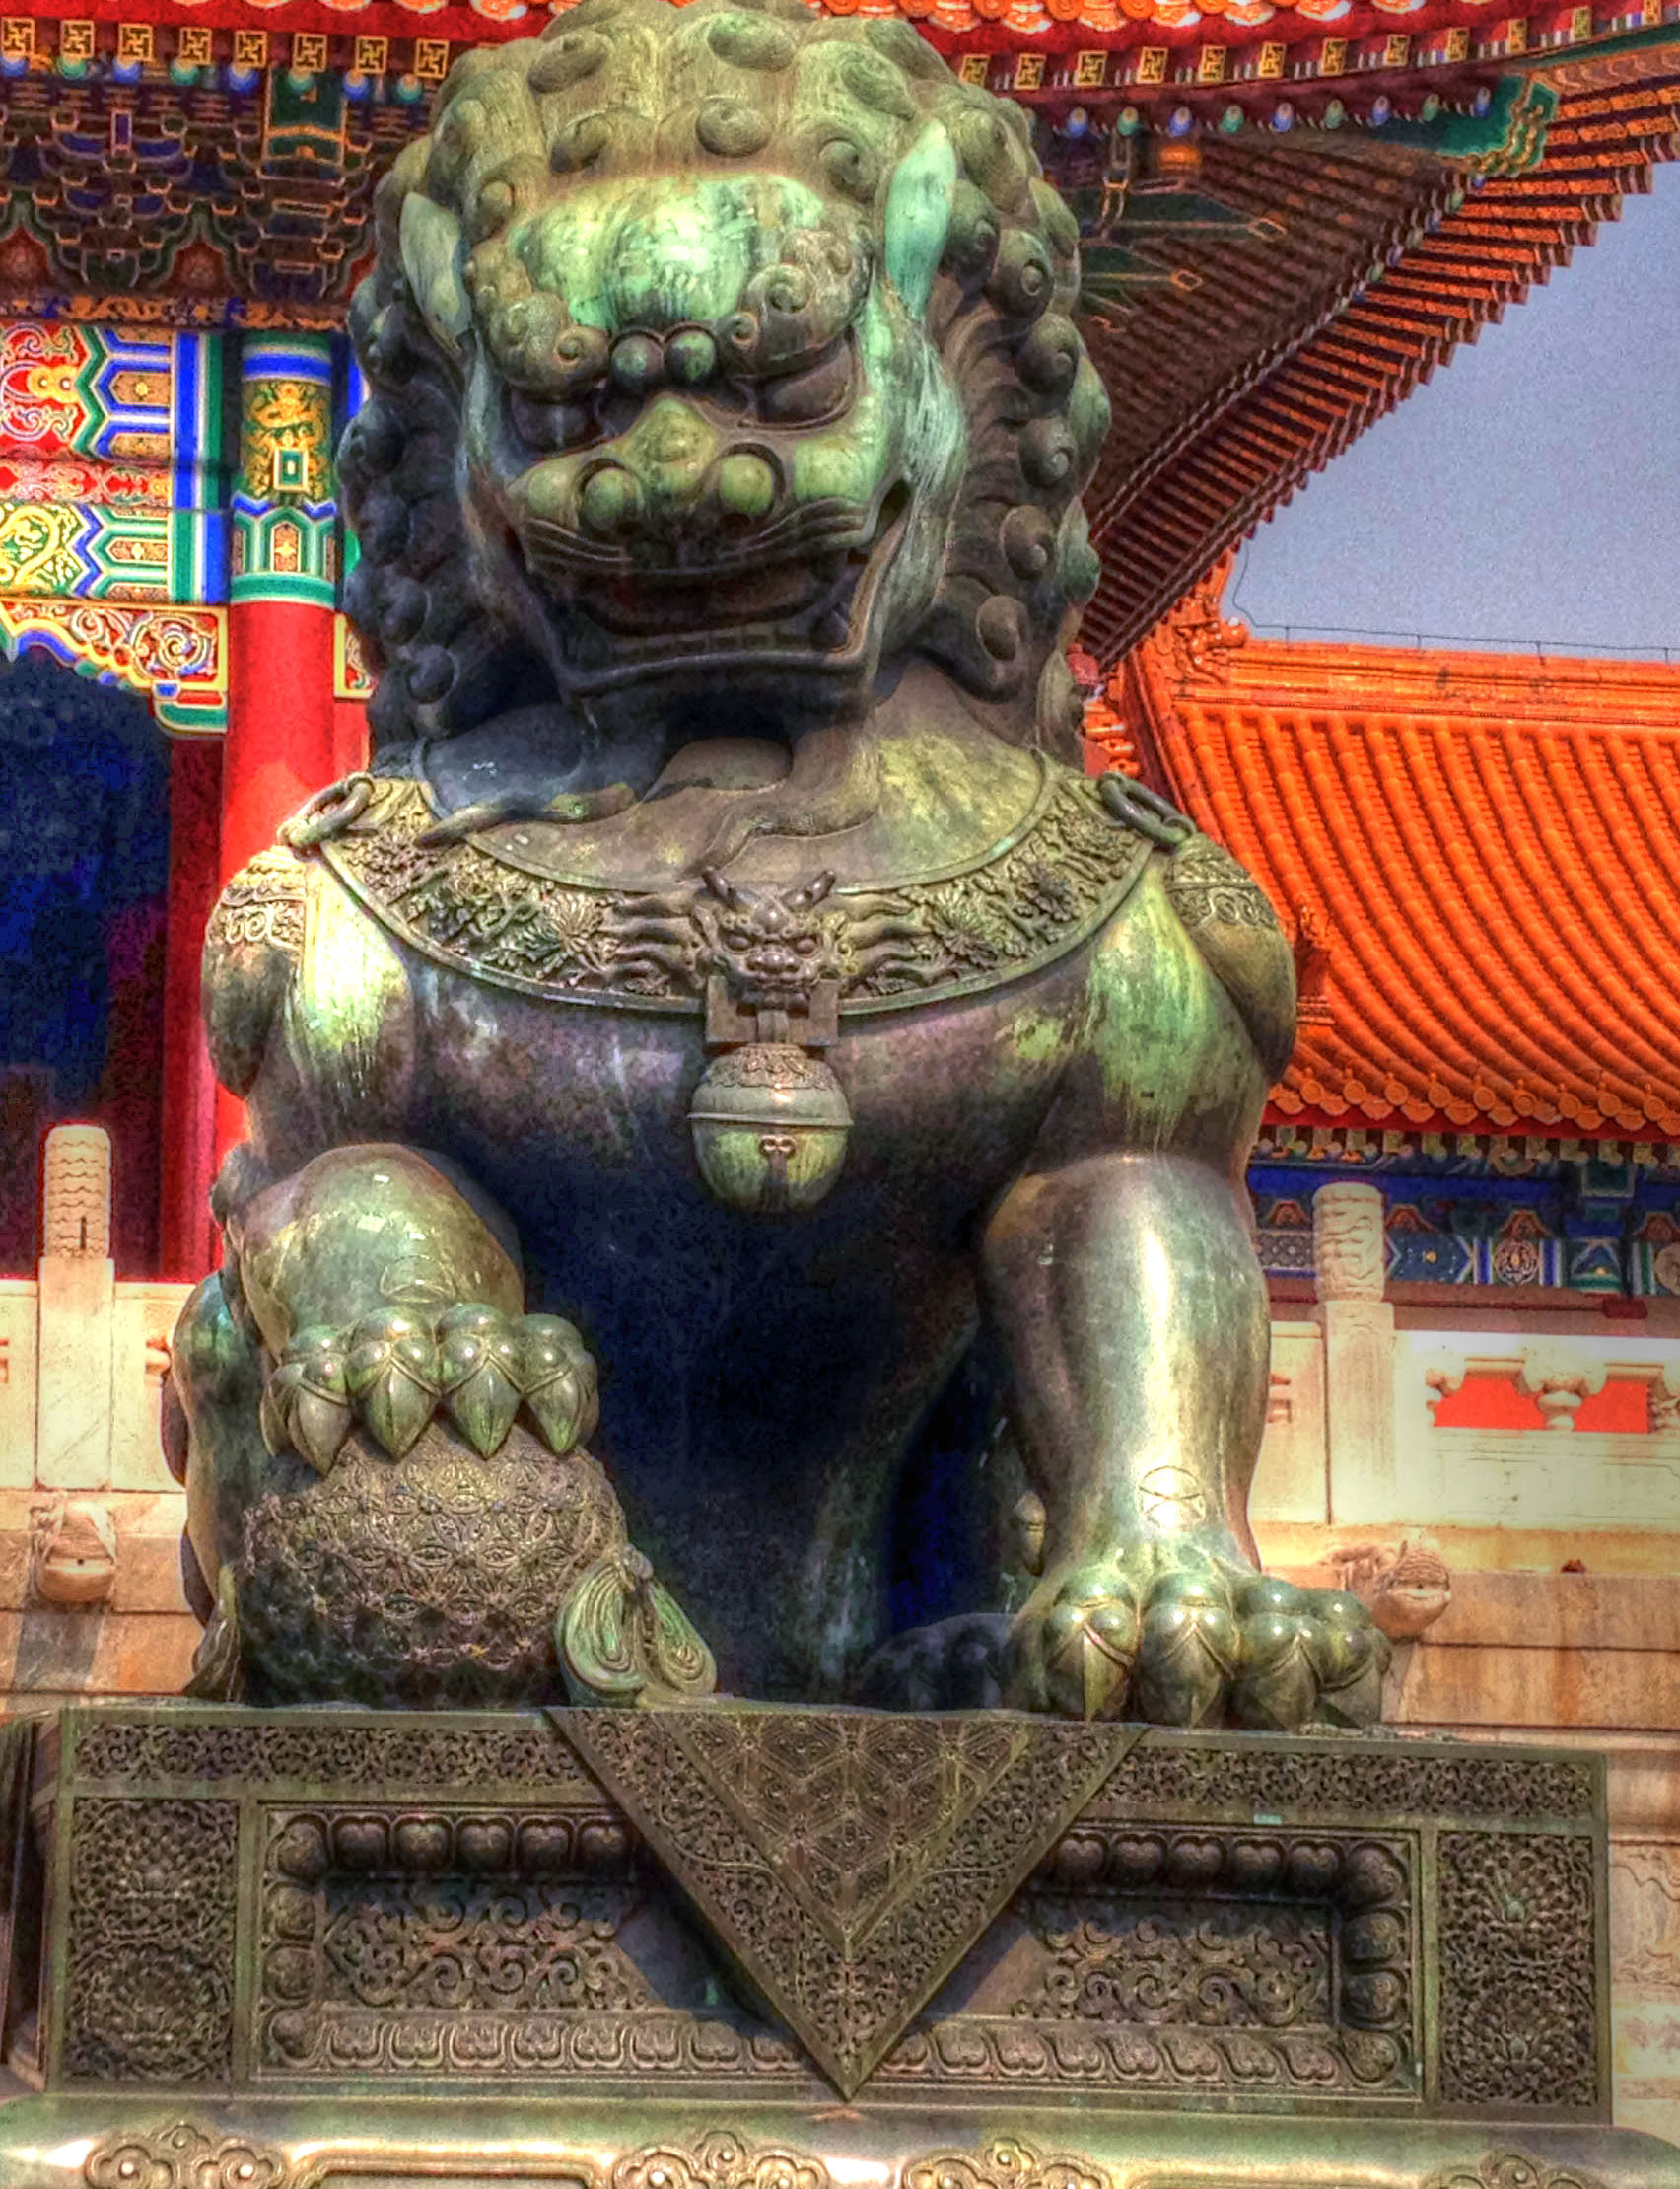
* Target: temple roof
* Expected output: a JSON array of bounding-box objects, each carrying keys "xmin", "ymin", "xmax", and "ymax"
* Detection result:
[
  {"xmin": 2, "ymin": 16, "xmax": 1674, "ymax": 658},
  {"xmin": 0, "ymin": 13, "xmax": 1674, "ymax": 659},
  {"xmin": 1118, "ymin": 594, "xmax": 1680, "ymax": 1140},
  {"xmin": 1071, "ymin": 51, "xmax": 1680, "ymax": 659}
]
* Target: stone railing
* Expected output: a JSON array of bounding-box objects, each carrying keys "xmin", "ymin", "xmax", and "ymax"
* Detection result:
[
  {"xmin": 1239, "ymin": 1176, "xmax": 1680, "ymax": 2143},
  {"xmin": 1255, "ymin": 1179, "xmax": 1680, "ymax": 1544},
  {"xmin": 0, "ymin": 1126, "xmax": 196, "ymax": 1701}
]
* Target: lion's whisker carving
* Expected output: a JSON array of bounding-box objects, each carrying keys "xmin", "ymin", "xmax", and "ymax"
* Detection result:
[{"xmin": 521, "ymin": 495, "xmax": 873, "ymax": 576}]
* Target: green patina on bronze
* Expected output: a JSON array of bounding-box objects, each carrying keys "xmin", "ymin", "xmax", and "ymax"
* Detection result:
[
  {"xmin": 26, "ymin": 23, "xmax": 1677, "ymax": 2180},
  {"xmin": 172, "ymin": 0, "xmax": 1388, "ymax": 1734}
]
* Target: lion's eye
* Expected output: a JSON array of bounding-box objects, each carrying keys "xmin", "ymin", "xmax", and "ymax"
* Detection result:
[
  {"xmin": 725, "ymin": 930, "xmax": 752, "ymax": 951},
  {"xmin": 757, "ymin": 347, "xmax": 852, "ymax": 428},
  {"xmin": 796, "ymin": 936, "xmax": 815, "ymax": 953},
  {"xmin": 509, "ymin": 391, "xmax": 597, "ymax": 453}
]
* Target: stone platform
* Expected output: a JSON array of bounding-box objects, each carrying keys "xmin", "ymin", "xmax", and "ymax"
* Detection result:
[{"xmin": 0, "ymin": 1703, "xmax": 1674, "ymax": 2189}]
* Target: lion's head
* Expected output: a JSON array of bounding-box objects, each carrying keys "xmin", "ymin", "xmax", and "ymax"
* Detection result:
[{"xmin": 340, "ymin": 0, "xmax": 1109, "ymax": 760}]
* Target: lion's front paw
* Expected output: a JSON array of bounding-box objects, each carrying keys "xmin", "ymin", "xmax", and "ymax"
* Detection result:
[
  {"xmin": 260, "ymin": 1306, "xmax": 597, "ymax": 1472},
  {"xmin": 1010, "ymin": 1545, "xmax": 1389, "ymax": 1731}
]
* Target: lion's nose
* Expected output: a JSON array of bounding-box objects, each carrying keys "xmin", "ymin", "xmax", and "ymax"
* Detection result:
[
  {"xmin": 588, "ymin": 400, "xmax": 781, "ymax": 547},
  {"xmin": 636, "ymin": 396, "xmax": 712, "ymax": 472},
  {"xmin": 618, "ymin": 397, "xmax": 720, "ymax": 532},
  {"xmin": 535, "ymin": 398, "xmax": 785, "ymax": 552}
]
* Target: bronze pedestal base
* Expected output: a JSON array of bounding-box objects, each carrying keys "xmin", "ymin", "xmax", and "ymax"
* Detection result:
[{"xmin": 0, "ymin": 1705, "xmax": 1672, "ymax": 2189}]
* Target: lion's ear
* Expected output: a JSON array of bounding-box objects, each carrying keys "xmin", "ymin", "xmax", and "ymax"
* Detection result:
[
  {"xmin": 400, "ymin": 194, "xmax": 471, "ymax": 364},
  {"xmin": 883, "ymin": 120, "xmax": 957, "ymax": 321}
]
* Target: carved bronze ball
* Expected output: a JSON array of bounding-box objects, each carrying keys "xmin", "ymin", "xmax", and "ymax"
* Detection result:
[
  {"xmin": 527, "ymin": 32, "xmax": 608, "ymax": 93},
  {"xmin": 696, "ymin": 96, "xmax": 772, "ymax": 159},
  {"xmin": 610, "ymin": 331, "xmax": 664, "ymax": 392},
  {"xmin": 665, "ymin": 327, "xmax": 719, "ymax": 386},
  {"xmin": 708, "ymin": 13, "xmax": 797, "ymax": 70},
  {"xmin": 688, "ymin": 1043, "xmax": 853, "ymax": 1214},
  {"xmin": 579, "ymin": 464, "xmax": 645, "ymax": 541},
  {"xmin": 715, "ymin": 452, "xmax": 777, "ymax": 522},
  {"xmin": 235, "ymin": 1424, "xmax": 628, "ymax": 1709}
]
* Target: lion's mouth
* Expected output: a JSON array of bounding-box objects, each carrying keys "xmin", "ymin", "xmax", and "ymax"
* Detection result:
[
  {"xmin": 572, "ymin": 555, "xmax": 838, "ymax": 638},
  {"xmin": 511, "ymin": 484, "xmax": 910, "ymax": 668}
]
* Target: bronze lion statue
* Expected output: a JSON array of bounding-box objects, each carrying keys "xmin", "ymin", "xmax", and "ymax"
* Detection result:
[{"xmin": 166, "ymin": 0, "xmax": 1387, "ymax": 1729}]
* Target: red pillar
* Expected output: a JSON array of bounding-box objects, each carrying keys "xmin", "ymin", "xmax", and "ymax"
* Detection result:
[
  {"xmin": 220, "ymin": 599, "xmax": 337, "ymax": 886},
  {"xmin": 158, "ymin": 738, "xmax": 224, "ymax": 1281},
  {"xmin": 333, "ymin": 698, "xmax": 370, "ymax": 781},
  {"xmin": 216, "ymin": 333, "xmax": 341, "ymax": 1168},
  {"xmin": 213, "ymin": 600, "xmax": 337, "ymax": 1166}
]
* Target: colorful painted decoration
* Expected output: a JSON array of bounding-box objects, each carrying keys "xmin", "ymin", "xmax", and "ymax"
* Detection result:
[
  {"xmin": 333, "ymin": 614, "xmax": 375, "ymax": 702},
  {"xmin": 232, "ymin": 336, "xmax": 337, "ymax": 610},
  {"xmin": 0, "ymin": 597, "xmax": 227, "ymax": 734},
  {"xmin": 1250, "ymin": 1131, "xmax": 1680, "ymax": 1296},
  {"xmin": 0, "ymin": 322, "xmax": 225, "ymax": 602}
]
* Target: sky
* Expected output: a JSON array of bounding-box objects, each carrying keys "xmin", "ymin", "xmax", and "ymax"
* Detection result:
[{"xmin": 1227, "ymin": 156, "xmax": 1680, "ymax": 659}]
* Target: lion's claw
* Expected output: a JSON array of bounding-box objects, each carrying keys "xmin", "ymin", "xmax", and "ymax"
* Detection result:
[
  {"xmin": 262, "ymin": 1306, "xmax": 597, "ymax": 1469},
  {"xmin": 1013, "ymin": 1546, "xmax": 1389, "ymax": 1730},
  {"xmin": 1040, "ymin": 1565, "xmax": 1142, "ymax": 1721},
  {"xmin": 259, "ymin": 1326, "xmax": 352, "ymax": 1474},
  {"xmin": 345, "ymin": 1310, "xmax": 440, "ymax": 1457},
  {"xmin": 437, "ymin": 1304, "xmax": 523, "ymax": 1457},
  {"xmin": 517, "ymin": 1313, "xmax": 599, "ymax": 1455},
  {"xmin": 1300, "ymin": 1586, "xmax": 1389, "ymax": 1729},
  {"xmin": 1135, "ymin": 1568, "xmax": 1241, "ymax": 1727}
]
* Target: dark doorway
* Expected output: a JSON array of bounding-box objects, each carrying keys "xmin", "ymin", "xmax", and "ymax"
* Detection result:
[{"xmin": 0, "ymin": 649, "xmax": 170, "ymax": 1274}]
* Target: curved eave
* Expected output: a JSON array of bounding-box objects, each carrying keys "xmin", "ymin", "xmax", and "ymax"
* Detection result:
[
  {"xmin": 1124, "ymin": 621, "xmax": 1680, "ymax": 1143},
  {"xmin": 2, "ymin": 7, "xmax": 1674, "ymax": 647},
  {"xmin": 1078, "ymin": 53, "xmax": 1680, "ymax": 660},
  {"xmin": 11, "ymin": 0, "xmax": 1677, "ymax": 55}
]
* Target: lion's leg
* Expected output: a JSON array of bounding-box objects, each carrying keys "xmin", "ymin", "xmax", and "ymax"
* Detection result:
[
  {"xmin": 165, "ymin": 1265, "xmax": 269, "ymax": 1639},
  {"xmin": 985, "ymin": 1151, "xmax": 1266, "ymax": 1563},
  {"xmin": 169, "ymin": 1144, "xmax": 594, "ymax": 1624},
  {"xmin": 983, "ymin": 1150, "xmax": 1386, "ymax": 1730},
  {"xmin": 168, "ymin": 1142, "xmax": 715, "ymax": 1708},
  {"xmin": 222, "ymin": 1142, "xmax": 597, "ymax": 1470}
]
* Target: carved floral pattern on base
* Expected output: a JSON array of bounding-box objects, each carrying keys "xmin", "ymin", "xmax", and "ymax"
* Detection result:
[
  {"xmin": 49, "ymin": 1712, "xmax": 1604, "ymax": 2117},
  {"xmin": 1438, "ymin": 1831, "xmax": 1598, "ymax": 2108},
  {"xmin": 78, "ymin": 2130, "xmax": 1615, "ymax": 2189}
]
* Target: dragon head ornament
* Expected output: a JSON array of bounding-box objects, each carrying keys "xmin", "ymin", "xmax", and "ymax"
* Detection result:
[{"xmin": 339, "ymin": 0, "xmax": 1110, "ymax": 756}]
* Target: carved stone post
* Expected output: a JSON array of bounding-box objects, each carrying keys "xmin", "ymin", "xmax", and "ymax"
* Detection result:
[
  {"xmin": 35, "ymin": 1125, "xmax": 115, "ymax": 1491},
  {"xmin": 1313, "ymin": 1180, "xmax": 1397, "ymax": 1524}
]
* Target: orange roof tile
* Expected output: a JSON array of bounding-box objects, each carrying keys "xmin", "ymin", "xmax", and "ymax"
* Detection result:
[{"xmin": 1122, "ymin": 610, "xmax": 1680, "ymax": 1140}]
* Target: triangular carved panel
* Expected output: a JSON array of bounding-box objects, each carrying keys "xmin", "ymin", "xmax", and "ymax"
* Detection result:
[{"xmin": 556, "ymin": 1706, "xmax": 1139, "ymax": 2098}]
